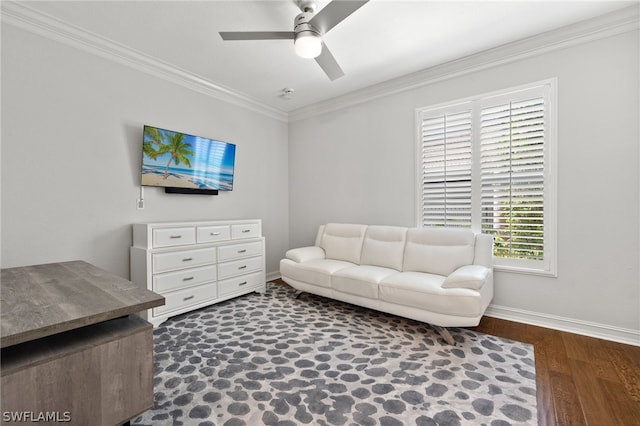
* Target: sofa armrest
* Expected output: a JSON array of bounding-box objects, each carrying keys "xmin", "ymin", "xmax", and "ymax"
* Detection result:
[
  {"xmin": 442, "ymin": 265, "xmax": 491, "ymax": 290},
  {"xmin": 285, "ymin": 246, "xmax": 326, "ymax": 263}
]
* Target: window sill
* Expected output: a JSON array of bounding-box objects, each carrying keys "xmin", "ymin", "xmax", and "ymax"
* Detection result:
[{"xmin": 493, "ymin": 263, "xmax": 557, "ymax": 278}]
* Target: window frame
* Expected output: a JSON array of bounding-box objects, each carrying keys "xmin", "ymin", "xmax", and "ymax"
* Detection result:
[{"xmin": 415, "ymin": 79, "xmax": 557, "ymax": 277}]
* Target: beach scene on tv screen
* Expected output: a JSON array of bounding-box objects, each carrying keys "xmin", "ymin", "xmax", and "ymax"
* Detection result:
[{"xmin": 141, "ymin": 126, "xmax": 235, "ymax": 191}]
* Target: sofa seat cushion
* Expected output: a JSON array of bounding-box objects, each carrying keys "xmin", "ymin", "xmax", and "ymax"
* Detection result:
[
  {"xmin": 280, "ymin": 259, "xmax": 354, "ymax": 288},
  {"xmin": 332, "ymin": 265, "xmax": 397, "ymax": 299},
  {"xmin": 379, "ymin": 272, "xmax": 484, "ymax": 318}
]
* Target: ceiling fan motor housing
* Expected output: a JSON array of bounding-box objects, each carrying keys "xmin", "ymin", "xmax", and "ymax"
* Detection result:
[{"xmin": 294, "ymin": 12, "xmax": 321, "ymax": 38}]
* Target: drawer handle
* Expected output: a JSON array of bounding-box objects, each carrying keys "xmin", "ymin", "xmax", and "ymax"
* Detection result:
[
  {"xmin": 170, "ymin": 235, "xmax": 182, "ymax": 239},
  {"xmin": 238, "ymin": 265, "xmax": 247, "ymax": 270},
  {"xmin": 238, "ymin": 281, "xmax": 247, "ymax": 286},
  {"xmin": 183, "ymin": 295, "xmax": 195, "ymax": 301},
  {"xmin": 242, "ymin": 229, "xmax": 251, "ymax": 233},
  {"xmin": 211, "ymin": 232, "xmax": 221, "ymax": 236},
  {"xmin": 182, "ymin": 258, "xmax": 193, "ymax": 262},
  {"xmin": 238, "ymin": 249, "xmax": 247, "ymax": 254},
  {"xmin": 183, "ymin": 276, "xmax": 195, "ymax": 281}
]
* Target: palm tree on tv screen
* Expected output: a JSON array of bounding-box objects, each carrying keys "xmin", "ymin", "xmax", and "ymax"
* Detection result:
[
  {"xmin": 143, "ymin": 126, "xmax": 163, "ymax": 159},
  {"xmin": 157, "ymin": 132, "xmax": 194, "ymax": 179}
]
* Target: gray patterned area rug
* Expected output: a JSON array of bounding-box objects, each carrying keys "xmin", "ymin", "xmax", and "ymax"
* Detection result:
[{"xmin": 132, "ymin": 283, "xmax": 537, "ymax": 426}]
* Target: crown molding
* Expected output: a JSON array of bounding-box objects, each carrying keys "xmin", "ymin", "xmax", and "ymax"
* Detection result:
[
  {"xmin": 288, "ymin": 4, "xmax": 640, "ymax": 122},
  {"xmin": 0, "ymin": 1, "xmax": 289, "ymax": 123},
  {"xmin": 2, "ymin": 2, "xmax": 638, "ymax": 124}
]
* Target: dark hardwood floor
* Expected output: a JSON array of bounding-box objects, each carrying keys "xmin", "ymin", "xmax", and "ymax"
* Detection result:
[{"xmin": 470, "ymin": 316, "xmax": 640, "ymax": 426}]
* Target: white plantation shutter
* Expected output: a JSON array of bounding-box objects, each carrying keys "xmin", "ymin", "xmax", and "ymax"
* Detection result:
[
  {"xmin": 419, "ymin": 108, "xmax": 472, "ymax": 227},
  {"xmin": 416, "ymin": 80, "xmax": 556, "ymax": 275},
  {"xmin": 480, "ymin": 97, "xmax": 545, "ymax": 260}
]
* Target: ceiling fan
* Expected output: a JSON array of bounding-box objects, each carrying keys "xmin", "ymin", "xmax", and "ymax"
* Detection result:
[{"xmin": 219, "ymin": 0, "xmax": 369, "ymax": 81}]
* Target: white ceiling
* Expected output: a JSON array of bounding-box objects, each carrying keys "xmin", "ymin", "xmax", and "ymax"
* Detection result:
[{"xmin": 15, "ymin": 1, "xmax": 638, "ymax": 112}]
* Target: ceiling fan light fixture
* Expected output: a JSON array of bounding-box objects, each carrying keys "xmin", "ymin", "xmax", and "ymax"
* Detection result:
[{"xmin": 294, "ymin": 31, "xmax": 322, "ymax": 58}]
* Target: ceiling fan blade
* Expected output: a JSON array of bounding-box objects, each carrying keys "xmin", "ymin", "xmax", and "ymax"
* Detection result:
[
  {"xmin": 219, "ymin": 31, "xmax": 295, "ymax": 41},
  {"xmin": 309, "ymin": 0, "xmax": 369, "ymax": 34},
  {"xmin": 315, "ymin": 42, "xmax": 344, "ymax": 81}
]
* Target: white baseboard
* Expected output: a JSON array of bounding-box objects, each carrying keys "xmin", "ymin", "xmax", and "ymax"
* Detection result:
[
  {"xmin": 266, "ymin": 271, "xmax": 282, "ymax": 283},
  {"xmin": 485, "ymin": 304, "xmax": 640, "ymax": 347}
]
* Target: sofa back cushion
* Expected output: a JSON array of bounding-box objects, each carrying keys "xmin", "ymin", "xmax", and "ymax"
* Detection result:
[
  {"xmin": 473, "ymin": 233, "xmax": 494, "ymax": 267},
  {"xmin": 319, "ymin": 223, "xmax": 368, "ymax": 264},
  {"xmin": 314, "ymin": 225, "xmax": 326, "ymax": 246},
  {"xmin": 403, "ymin": 228, "xmax": 475, "ymax": 276},
  {"xmin": 360, "ymin": 226, "xmax": 407, "ymax": 271}
]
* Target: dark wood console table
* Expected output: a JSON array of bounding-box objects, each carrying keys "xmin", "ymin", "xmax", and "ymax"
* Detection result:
[{"xmin": 1, "ymin": 260, "xmax": 164, "ymax": 425}]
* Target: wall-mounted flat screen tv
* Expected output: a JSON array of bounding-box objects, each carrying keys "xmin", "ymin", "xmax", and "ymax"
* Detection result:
[{"xmin": 141, "ymin": 125, "xmax": 236, "ymax": 192}]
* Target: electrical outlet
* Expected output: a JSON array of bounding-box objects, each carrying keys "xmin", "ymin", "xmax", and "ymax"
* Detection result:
[{"xmin": 137, "ymin": 199, "xmax": 144, "ymax": 210}]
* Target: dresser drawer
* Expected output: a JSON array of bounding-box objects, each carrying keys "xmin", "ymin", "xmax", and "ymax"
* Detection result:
[
  {"xmin": 153, "ymin": 265, "xmax": 217, "ymax": 293},
  {"xmin": 218, "ymin": 241, "xmax": 263, "ymax": 262},
  {"xmin": 219, "ymin": 272, "xmax": 264, "ymax": 297},
  {"xmin": 218, "ymin": 256, "xmax": 263, "ymax": 280},
  {"xmin": 152, "ymin": 247, "xmax": 216, "ymax": 274},
  {"xmin": 153, "ymin": 227, "xmax": 196, "ymax": 248},
  {"xmin": 231, "ymin": 223, "xmax": 260, "ymax": 240},
  {"xmin": 153, "ymin": 282, "xmax": 217, "ymax": 316},
  {"xmin": 197, "ymin": 225, "xmax": 231, "ymax": 243}
]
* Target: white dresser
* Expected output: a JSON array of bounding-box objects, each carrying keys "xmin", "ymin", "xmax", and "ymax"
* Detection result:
[{"xmin": 130, "ymin": 219, "xmax": 265, "ymax": 326}]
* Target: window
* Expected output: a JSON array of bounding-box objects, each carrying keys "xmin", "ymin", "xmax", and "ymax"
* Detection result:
[
  {"xmin": 420, "ymin": 108, "xmax": 473, "ymax": 227},
  {"xmin": 416, "ymin": 80, "xmax": 557, "ymax": 276}
]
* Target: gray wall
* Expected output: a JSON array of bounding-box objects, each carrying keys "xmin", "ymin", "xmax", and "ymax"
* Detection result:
[
  {"xmin": 288, "ymin": 30, "xmax": 640, "ymax": 341},
  {"xmin": 1, "ymin": 24, "xmax": 289, "ymax": 279},
  {"xmin": 2, "ymin": 12, "xmax": 638, "ymax": 344}
]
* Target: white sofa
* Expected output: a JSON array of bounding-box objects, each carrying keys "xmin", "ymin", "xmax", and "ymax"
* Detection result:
[{"xmin": 280, "ymin": 223, "xmax": 494, "ymax": 344}]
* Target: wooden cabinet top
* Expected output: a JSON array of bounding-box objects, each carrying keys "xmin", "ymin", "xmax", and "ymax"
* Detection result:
[{"xmin": 0, "ymin": 260, "xmax": 164, "ymax": 348}]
